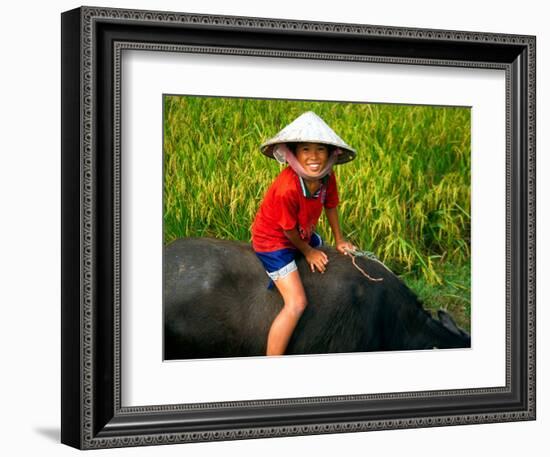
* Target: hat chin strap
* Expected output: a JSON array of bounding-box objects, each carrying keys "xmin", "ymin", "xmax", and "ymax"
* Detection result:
[{"xmin": 273, "ymin": 144, "xmax": 339, "ymax": 180}]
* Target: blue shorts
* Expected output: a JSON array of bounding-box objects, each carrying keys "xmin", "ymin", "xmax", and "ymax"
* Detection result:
[{"xmin": 255, "ymin": 233, "xmax": 323, "ymax": 289}]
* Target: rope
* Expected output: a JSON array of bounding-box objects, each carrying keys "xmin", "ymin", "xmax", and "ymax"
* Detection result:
[{"xmin": 344, "ymin": 248, "xmax": 386, "ymax": 282}]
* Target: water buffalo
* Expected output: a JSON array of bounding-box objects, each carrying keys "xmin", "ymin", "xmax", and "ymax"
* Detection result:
[{"xmin": 164, "ymin": 237, "xmax": 470, "ymax": 360}]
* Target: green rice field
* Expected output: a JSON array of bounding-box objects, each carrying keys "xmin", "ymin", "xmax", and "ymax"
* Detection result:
[{"xmin": 163, "ymin": 95, "xmax": 471, "ymax": 330}]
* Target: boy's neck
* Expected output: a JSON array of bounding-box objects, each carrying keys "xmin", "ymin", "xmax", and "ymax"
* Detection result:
[
  {"xmin": 304, "ymin": 178, "xmax": 321, "ymax": 194},
  {"xmin": 294, "ymin": 169, "xmax": 330, "ymax": 198}
]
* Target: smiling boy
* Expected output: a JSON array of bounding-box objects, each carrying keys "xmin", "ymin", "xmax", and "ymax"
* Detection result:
[{"xmin": 251, "ymin": 111, "xmax": 357, "ymax": 356}]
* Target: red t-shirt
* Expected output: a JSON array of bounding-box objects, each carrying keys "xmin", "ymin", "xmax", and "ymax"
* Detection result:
[{"xmin": 251, "ymin": 167, "xmax": 339, "ymax": 252}]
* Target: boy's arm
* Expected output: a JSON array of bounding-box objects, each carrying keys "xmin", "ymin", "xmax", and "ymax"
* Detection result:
[
  {"xmin": 283, "ymin": 228, "xmax": 329, "ymax": 273},
  {"xmin": 325, "ymin": 206, "xmax": 355, "ymax": 255}
]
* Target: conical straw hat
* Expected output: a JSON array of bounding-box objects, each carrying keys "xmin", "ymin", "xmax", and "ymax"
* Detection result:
[{"xmin": 260, "ymin": 111, "xmax": 356, "ymax": 164}]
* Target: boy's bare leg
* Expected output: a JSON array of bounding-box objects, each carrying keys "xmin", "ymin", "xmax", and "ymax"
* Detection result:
[{"xmin": 266, "ymin": 270, "xmax": 307, "ymax": 356}]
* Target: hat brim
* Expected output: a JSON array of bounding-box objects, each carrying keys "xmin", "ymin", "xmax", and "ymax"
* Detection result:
[{"xmin": 261, "ymin": 142, "xmax": 356, "ymax": 165}]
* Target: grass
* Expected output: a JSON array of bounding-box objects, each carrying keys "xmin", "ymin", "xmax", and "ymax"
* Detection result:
[
  {"xmin": 163, "ymin": 95, "xmax": 471, "ymax": 329},
  {"xmin": 401, "ymin": 262, "xmax": 471, "ymax": 331}
]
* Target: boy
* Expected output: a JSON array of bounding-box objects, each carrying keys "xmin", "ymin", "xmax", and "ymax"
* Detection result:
[{"xmin": 251, "ymin": 111, "xmax": 356, "ymax": 356}]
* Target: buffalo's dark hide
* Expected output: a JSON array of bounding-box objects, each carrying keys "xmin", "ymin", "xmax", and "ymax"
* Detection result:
[{"xmin": 164, "ymin": 238, "xmax": 470, "ymax": 359}]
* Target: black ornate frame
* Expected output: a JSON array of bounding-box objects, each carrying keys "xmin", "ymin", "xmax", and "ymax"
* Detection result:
[{"xmin": 61, "ymin": 6, "xmax": 536, "ymax": 450}]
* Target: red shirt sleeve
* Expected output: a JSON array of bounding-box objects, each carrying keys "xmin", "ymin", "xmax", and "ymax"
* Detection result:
[
  {"xmin": 324, "ymin": 172, "xmax": 339, "ymax": 209},
  {"xmin": 276, "ymin": 189, "xmax": 299, "ymax": 231}
]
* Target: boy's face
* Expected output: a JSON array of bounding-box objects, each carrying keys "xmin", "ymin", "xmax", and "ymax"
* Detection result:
[{"xmin": 295, "ymin": 142, "xmax": 329, "ymax": 177}]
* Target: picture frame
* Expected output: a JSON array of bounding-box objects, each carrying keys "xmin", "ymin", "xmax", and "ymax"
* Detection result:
[{"xmin": 61, "ymin": 5, "xmax": 536, "ymax": 449}]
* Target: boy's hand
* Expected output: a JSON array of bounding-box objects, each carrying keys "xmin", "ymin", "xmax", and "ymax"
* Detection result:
[
  {"xmin": 305, "ymin": 248, "xmax": 329, "ymax": 273},
  {"xmin": 336, "ymin": 240, "xmax": 356, "ymax": 256}
]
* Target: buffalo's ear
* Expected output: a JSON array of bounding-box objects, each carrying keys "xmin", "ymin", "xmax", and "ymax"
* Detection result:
[{"xmin": 437, "ymin": 309, "xmax": 462, "ymax": 336}]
